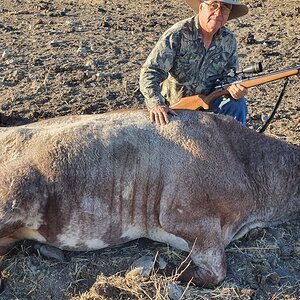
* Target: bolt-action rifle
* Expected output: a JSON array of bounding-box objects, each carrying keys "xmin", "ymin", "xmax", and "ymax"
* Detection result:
[{"xmin": 170, "ymin": 64, "xmax": 300, "ymax": 110}]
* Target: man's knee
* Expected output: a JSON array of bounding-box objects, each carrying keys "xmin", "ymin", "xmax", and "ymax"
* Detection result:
[{"xmin": 214, "ymin": 97, "xmax": 248, "ymax": 125}]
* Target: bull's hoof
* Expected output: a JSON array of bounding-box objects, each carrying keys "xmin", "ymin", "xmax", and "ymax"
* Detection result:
[{"xmin": 34, "ymin": 244, "xmax": 65, "ymax": 262}]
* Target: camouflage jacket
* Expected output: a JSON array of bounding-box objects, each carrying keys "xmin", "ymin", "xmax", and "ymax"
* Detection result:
[{"xmin": 139, "ymin": 15, "xmax": 239, "ymax": 109}]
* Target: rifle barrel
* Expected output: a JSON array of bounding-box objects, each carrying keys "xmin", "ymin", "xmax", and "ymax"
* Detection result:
[{"xmin": 218, "ymin": 66, "xmax": 300, "ymax": 89}]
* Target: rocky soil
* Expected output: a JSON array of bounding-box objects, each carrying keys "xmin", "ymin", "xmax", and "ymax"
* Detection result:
[{"xmin": 0, "ymin": 0, "xmax": 299, "ymax": 299}]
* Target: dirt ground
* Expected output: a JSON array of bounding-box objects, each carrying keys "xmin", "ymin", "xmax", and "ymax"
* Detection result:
[{"xmin": 0, "ymin": 0, "xmax": 299, "ymax": 299}]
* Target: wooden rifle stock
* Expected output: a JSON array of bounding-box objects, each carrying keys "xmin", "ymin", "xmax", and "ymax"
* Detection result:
[{"xmin": 170, "ymin": 66, "xmax": 300, "ymax": 110}]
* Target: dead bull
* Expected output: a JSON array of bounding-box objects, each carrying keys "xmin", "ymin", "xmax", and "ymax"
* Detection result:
[{"xmin": 0, "ymin": 110, "xmax": 299, "ymax": 287}]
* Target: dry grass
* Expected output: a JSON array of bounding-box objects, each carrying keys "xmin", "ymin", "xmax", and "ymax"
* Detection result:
[
  {"xmin": 72, "ymin": 272, "xmax": 177, "ymax": 300},
  {"xmin": 0, "ymin": 226, "xmax": 299, "ymax": 299},
  {"xmin": 72, "ymin": 252, "xmax": 192, "ymax": 300}
]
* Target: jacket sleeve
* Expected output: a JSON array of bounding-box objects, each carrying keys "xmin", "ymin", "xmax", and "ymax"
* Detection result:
[
  {"xmin": 224, "ymin": 35, "xmax": 239, "ymax": 83},
  {"xmin": 139, "ymin": 31, "xmax": 180, "ymax": 109}
]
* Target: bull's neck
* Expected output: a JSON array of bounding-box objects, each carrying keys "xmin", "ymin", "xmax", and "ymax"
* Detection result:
[{"xmin": 238, "ymin": 133, "xmax": 299, "ymax": 222}]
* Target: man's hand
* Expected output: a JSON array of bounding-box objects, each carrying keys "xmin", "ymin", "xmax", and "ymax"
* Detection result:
[
  {"xmin": 227, "ymin": 83, "xmax": 248, "ymax": 100},
  {"xmin": 149, "ymin": 104, "xmax": 177, "ymax": 126}
]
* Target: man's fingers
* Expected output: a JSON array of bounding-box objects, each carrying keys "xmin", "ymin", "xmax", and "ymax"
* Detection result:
[
  {"xmin": 151, "ymin": 111, "xmax": 165, "ymax": 126},
  {"xmin": 162, "ymin": 110, "xmax": 170, "ymax": 124},
  {"xmin": 150, "ymin": 111, "xmax": 155, "ymax": 124},
  {"xmin": 156, "ymin": 113, "xmax": 162, "ymax": 125},
  {"xmin": 158, "ymin": 111, "xmax": 169, "ymax": 125},
  {"xmin": 149, "ymin": 105, "xmax": 175, "ymax": 126},
  {"xmin": 228, "ymin": 84, "xmax": 248, "ymax": 100}
]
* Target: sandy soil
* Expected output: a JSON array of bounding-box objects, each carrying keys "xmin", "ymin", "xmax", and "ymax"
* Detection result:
[{"xmin": 0, "ymin": 0, "xmax": 299, "ymax": 299}]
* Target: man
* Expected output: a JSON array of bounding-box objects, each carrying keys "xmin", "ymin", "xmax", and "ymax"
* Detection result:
[{"xmin": 139, "ymin": 0, "xmax": 249, "ymax": 126}]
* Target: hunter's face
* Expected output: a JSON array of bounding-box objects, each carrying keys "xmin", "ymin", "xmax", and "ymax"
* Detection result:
[{"xmin": 199, "ymin": 1, "xmax": 231, "ymax": 33}]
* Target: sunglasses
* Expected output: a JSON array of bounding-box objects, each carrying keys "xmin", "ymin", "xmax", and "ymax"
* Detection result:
[{"xmin": 203, "ymin": 1, "xmax": 232, "ymax": 15}]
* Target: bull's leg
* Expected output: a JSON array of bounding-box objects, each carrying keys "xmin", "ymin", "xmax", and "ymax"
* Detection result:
[
  {"xmin": 0, "ymin": 227, "xmax": 47, "ymax": 256},
  {"xmin": 160, "ymin": 216, "xmax": 226, "ymax": 287},
  {"xmin": 0, "ymin": 224, "xmax": 23, "ymax": 255}
]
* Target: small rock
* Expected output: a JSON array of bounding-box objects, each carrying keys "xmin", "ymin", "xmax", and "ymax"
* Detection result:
[
  {"xmin": 168, "ymin": 283, "xmax": 184, "ymax": 300},
  {"xmin": 130, "ymin": 255, "xmax": 155, "ymax": 277},
  {"xmin": 266, "ymin": 272, "xmax": 280, "ymax": 284},
  {"xmin": 2, "ymin": 25, "xmax": 14, "ymax": 32},
  {"xmin": 36, "ymin": 244, "xmax": 65, "ymax": 262},
  {"xmin": 1, "ymin": 50, "xmax": 11, "ymax": 60},
  {"xmin": 85, "ymin": 59, "xmax": 97, "ymax": 69},
  {"xmin": 158, "ymin": 256, "xmax": 167, "ymax": 269},
  {"xmin": 114, "ymin": 47, "xmax": 121, "ymax": 55},
  {"xmin": 34, "ymin": 19, "xmax": 45, "ymax": 25},
  {"xmin": 49, "ymin": 10, "xmax": 67, "ymax": 17},
  {"xmin": 128, "ymin": 255, "xmax": 169, "ymax": 278},
  {"xmin": 293, "ymin": 245, "xmax": 300, "ymax": 257},
  {"xmin": 12, "ymin": 70, "xmax": 25, "ymax": 81},
  {"xmin": 260, "ymin": 114, "xmax": 269, "ymax": 123},
  {"xmin": 126, "ymin": 267, "xmax": 144, "ymax": 279},
  {"xmin": 50, "ymin": 40, "xmax": 65, "ymax": 47},
  {"xmin": 98, "ymin": 8, "xmax": 106, "ymax": 14},
  {"xmin": 77, "ymin": 47, "xmax": 88, "ymax": 56},
  {"xmin": 66, "ymin": 20, "xmax": 79, "ymax": 27},
  {"xmin": 102, "ymin": 20, "xmax": 111, "ymax": 28},
  {"xmin": 1, "ymin": 102, "xmax": 11, "ymax": 111},
  {"xmin": 32, "ymin": 57, "xmax": 44, "ymax": 66},
  {"xmin": 245, "ymin": 32, "xmax": 256, "ymax": 45}
]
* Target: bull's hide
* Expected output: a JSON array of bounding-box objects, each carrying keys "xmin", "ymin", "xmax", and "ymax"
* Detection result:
[{"xmin": 0, "ymin": 110, "xmax": 299, "ymax": 287}]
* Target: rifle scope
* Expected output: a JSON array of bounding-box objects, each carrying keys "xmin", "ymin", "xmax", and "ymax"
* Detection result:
[{"xmin": 237, "ymin": 62, "xmax": 263, "ymax": 75}]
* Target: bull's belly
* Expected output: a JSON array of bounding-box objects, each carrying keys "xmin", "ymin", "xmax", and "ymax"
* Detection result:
[
  {"xmin": 51, "ymin": 228, "xmax": 190, "ymax": 252},
  {"xmin": 30, "ymin": 198, "xmax": 149, "ymax": 251},
  {"xmin": 3, "ymin": 223, "xmax": 190, "ymax": 254},
  {"xmin": 51, "ymin": 226, "xmax": 190, "ymax": 253},
  {"xmin": 2, "ymin": 226, "xmax": 136, "ymax": 252},
  {"xmin": 45, "ymin": 225, "xmax": 144, "ymax": 252}
]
